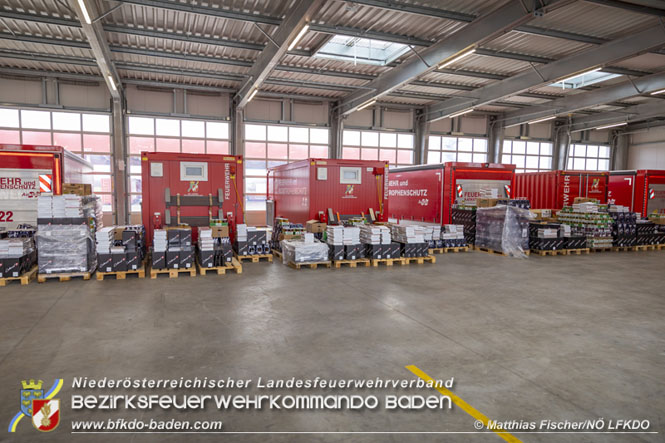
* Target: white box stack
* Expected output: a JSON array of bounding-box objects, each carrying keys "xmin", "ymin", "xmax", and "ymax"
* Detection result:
[
  {"xmin": 153, "ymin": 229, "xmax": 168, "ymax": 252},
  {"xmin": 95, "ymin": 227, "xmax": 115, "ymax": 253},
  {"xmin": 390, "ymin": 225, "xmax": 424, "ymax": 243},
  {"xmin": 37, "ymin": 195, "xmax": 53, "ymax": 218},
  {"xmin": 359, "ymin": 225, "xmax": 391, "ymax": 244},
  {"xmin": 326, "ymin": 226, "xmax": 344, "ymax": 245},
  {"xmin": 236, "ymin": 224, "xmax": 248, "ymax": 242},
  {"xmin": 198, "ymin": 227, "xmax": 215, "ymax": 251},
  {"xmin": 343, "ymin": 226, "xmax": 360, "ymax": 245}
]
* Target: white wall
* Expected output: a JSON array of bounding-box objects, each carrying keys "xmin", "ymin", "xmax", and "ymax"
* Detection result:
[
  {"xmin": 628, "ymin": 126, "xmax": 665, "ymax": 169},
  {"xmin": 0, "ymin": 77, "xmax": 110, "ymax": 110}
]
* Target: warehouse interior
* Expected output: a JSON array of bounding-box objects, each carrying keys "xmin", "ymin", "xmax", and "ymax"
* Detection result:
[{"xmin": 1, "ymin": 0, "xmax": 665, "ymax": 441}]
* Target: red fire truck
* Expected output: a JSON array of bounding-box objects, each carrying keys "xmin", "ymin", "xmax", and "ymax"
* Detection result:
[
  {"xmin": 0, "ymin": 144, "xmax": 92, "ymax": 230},
  {"xmin": 388, "ymin": 162, "xmax": 515, "ymax": 224}
]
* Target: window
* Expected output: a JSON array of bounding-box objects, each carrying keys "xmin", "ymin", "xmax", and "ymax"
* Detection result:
[
  {"xmin": 427, "ymin": 136, "xmax": 488, "ymax": 164},
  {"xmin": 502, "ymin": 139, "xmax": 553, "ymax": 173},
  {"xmin": 244, "ymin": 123, "xmax": 329, "ymax": 212},
  {"xmin": 567, "ymin": 144, "xmax": 610, "ymax": 171},
  {"xmin": 0, "ymin": 107, "xmax": 113, "ymax": 213},
  {"xmin": 342, "ymin": 130, "xmax": 414, "ymax": 168},
  {"xmin": 126, "ymin": 116, "xmax": 230, "ymax": 213},
  {"xmin": 549, "ymin": 70, "xmax": 621, "ymax": 90},
  {"xmin": 315, "ymin": 35, "xmax": 410, "ymax": 66}
]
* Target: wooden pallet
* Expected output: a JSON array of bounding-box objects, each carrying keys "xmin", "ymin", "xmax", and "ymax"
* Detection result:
[
  {"xmin": 474, "ymin": 246, "xmax": 531, "ymax": 257},
  {"xmin": 636, "ymin": 244, "xmax": 657, "ymax": 251},
  {"xmin": 0, "ymin": 265, "xmax": 38, "ymax": 287},
  {"xmin": 429, "ymin": 246, "xmax": 470, "ymax": 254},
  {"xmin": 611, "ymin": 246, "xmax": 638, "ymax": 252},
  {"xmin": 38, "ymin": 270, "xmax": 92, "ymax": 283},
  {"xmin": 565, "ymin": 248, "xmax": 591, "ymax": 255},
  {"xmin": 532, "ymin": 249, "xmax": 568, "ymax": 256},
  {"xmin": 96, "ymin": 259, "xmax": 147, "ymax": 281},
  {"xmin": 149, "ymin": 265, "xmax": 197, "ymax": 279},
  {"xmin": 235, "ymin": 253, "xmax": 273, "ymax": 263},
  {"xmin": 402, "ymin": 255, "xmax": 437, "ymax": 265},
  {"xmin": 271, "ymin": 249, "xmax": 283, "ymax": 259},
  {"xmin": 197, "ymin": 257, "xmax": 243, "ymax": 275},
  {"xmin": 370, "ymin": 257, "xmax": 405, "ymax": 267},
  {"xmin": 656, "ymin": 244, "xmax": 665, "ymax": 250},
  {"xmin": 332, "ymin": 258, "xmax": 371, "ymax": 268},
  {"xmin": 287, "ymin": 260, "xmax": 331, "ymax": 270}
]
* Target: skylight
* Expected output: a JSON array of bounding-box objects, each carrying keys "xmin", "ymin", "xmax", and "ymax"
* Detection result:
[
  {"xmin": 549, "ymin": 70, "xmax": 621, "ymax": 90},
  {"xmin": 314, "ymin": 35, "xmax": 411, "ymax": 66}
]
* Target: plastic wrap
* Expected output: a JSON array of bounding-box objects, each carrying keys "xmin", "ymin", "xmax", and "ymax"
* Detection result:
[
  {"xmin": 475, "ymin": 205, "xmax": 532, "ymax": 258},
  {"xmin": 280, "ymin": 240, "xmax": 329, "ymax": 264},
  {"xmin": 36, "ymin": 224, "xmax": 95, "ymax": 273}
]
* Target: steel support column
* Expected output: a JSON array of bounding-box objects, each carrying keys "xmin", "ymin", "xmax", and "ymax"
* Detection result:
[{"xmin": 112, "ymin": 98, "xmax": 128, "ymax": 224}]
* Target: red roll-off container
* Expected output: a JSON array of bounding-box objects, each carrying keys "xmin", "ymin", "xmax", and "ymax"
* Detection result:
[
  {"xmin": 608, "ymin": 170, "xmax": 665, "ymax": 217},
  {"xmin": 388, "ymin": 162, "xmax": 515, "ymax": 224},
  {"xmin": 514, "ymin": 170, "xmax": 609, "ymax": 210},
  {"xmin": 267, "ymin": 158, "xmax": 389, "ymax": 224},
  {"xmin": 0, "ymin": 144, "xmax": 92, "ymax": 229},
  {"xmin": 141, "ymin": 152, "xmax": 244, "ymax": 246}
]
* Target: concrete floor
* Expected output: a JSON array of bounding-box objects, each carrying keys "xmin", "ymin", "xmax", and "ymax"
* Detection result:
[{"xmin": 1, "ymin": 251, "xmax": 664, "ymax": 443}]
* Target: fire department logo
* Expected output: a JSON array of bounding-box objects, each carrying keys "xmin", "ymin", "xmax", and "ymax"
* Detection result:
[
  {"xmin": 649, "ymin": 188, "xmax": 656, "ymax": 199},
  {"xmin": 32, "ymin": 399, "xmax": 60, "ymax": 432},
  {"xmin": 9, "ymin": 379, "xmax": 63, "ymax": 433},
  {"xmin": 591, "ymin": 178, "xmax": 600, "ymax": 192},
  {"xmin": 345, "ymin": 185, "xmax": 355, "ymax": 195},
  {"xmin": 188, "ymin": 181, "xmax": 199, "ymax": 193}
]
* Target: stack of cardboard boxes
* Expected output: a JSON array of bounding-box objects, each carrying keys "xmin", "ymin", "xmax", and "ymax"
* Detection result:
[
  {"xmin": 389, "ymin": 225, "xmax": 428, "ymax": 258},
  {"xmin": 451, "ymin": 206, "xmax": 477, "ymax": 246},
  {"xmin": 196, "ymin": 225, "xmax": 233, "ymax": 268},
  {"xmin": 235, "ymin": 225, "xmax": 271, "ymax": 255},
  {"xmin": 475, "ymin": 205, "xmax": 531, "ymax": 256},
  {"xmin": 0, "ymin": 236, "xmax": 36, "ymax": 278},
  {"xmin": 96, "ymin": 226, "xmax": 146, "ymax": 273},
  {"xmin": 271, "ymin": 218, "xmax": 305, "ymax": 252},
  {"xmin": 151, "ymin": 227, "xmax": 193, "ymax": 270}
]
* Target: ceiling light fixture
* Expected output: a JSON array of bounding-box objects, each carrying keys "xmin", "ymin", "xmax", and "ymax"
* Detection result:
[
  {"xmin": 439, "ymin": 48, "xmax": 476, "ymax": 69},
  {"xmin": 107, "ymin": 75, "xmax": 116, "ymax": 91},
  {"xmin": 288, "ymin": 24, "xmax": 310, "ymax": 51},
  {"xmin": 356, "ymin": 99, "xmax": 376, "ymax": 111},
  {"xmin": 595, "ymin": 122, "xmax": 627, "ymax": 130},
  {"xmin": 649, "ymin": 88, "xmax": 665, "ymax": 95},
  {"xmin": 247, "ymin": 88, "xmax": 259, "ymax": 102},
  {"xmin": 447, "ymin": 108, "xmax": 474, "ymax": 119},
  {"xmin": 528, "ymin": 115, "xmax": 556, "ymax": 124},
  {"xmin": 77, "ymin": 0, "xmax": 92, "ymax": 24}
]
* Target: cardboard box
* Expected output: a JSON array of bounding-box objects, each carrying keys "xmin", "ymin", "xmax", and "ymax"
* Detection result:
[
  {"xmin": 126, "ymin": 251, "xmax": 140, "ymax": 270},
  {"xmin": 122, "ymin": 231, "xmax": 137, "ymax": 251},
  {"xmin": 166, "ymin": 251, "xmax": 180, "ymax": 269},
  {"xmin": 531, "ymin": 209, "xmax": 552, "ymax": 220},
  {"xmin": 112, "ymin": 252, "xmax": 127, "ymax": 272},
  {"xmin": 199, "ymin": 250, "xmax": 215, "ymax": 268},
  {"xmin": 151, "ymin": 250, "xmax": 166, "ymax": 269},
  {"xmin": 306, "ymin": 220, "xmax": 327, "ymax": 233},
  {"xmin": 179, "ymin": 248, "xmax": 194, "ymax": 269},
  {"xmin": 235, "ymin": 241, "xmax": 248, "ymax": 256},
  {"xmin": 476, "ymin": 198, "xmax": 500, "ymax": 208},
  {"xmin": 365, "ymin": 244, "xmax": 382, "ymax": 259},
  {"xmin": 62, "ymin": 183, "xmax": 92, "ymax": 196},
  {"xmin": 98, "ymin": 253, "xmax": 113, "ymax": 273},
  {"xmin": 211, "ymin": 225, "xmax": 229, "ymax": 238},
  {"xmin": 167, "ymin": 230, "xmax": 180, "ymax": 247},
  {"xmin": 329, "ymin": 244, "xmax": 344, "ymax": 261},
  {"xmin": 1, "ymin": 257, "xmax": 21, "ymax": 278},
  {"xmin": 344, "ymin": 244, "xmax": 359, "ymax": 260},
  {"xmin": 573, "ymin": 197, "xmax": 599, "ymax": 204}
]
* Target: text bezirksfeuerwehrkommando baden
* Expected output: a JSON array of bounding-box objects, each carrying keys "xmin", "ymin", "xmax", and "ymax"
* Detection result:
[{"xmin": 72, "ymin": 376, "xmax": 446, "ymax": 390}]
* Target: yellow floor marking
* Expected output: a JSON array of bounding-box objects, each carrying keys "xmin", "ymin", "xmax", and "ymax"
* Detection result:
[{"xmin": 406, "ymin": 365, "xmax": 523, "ymax": 443}]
